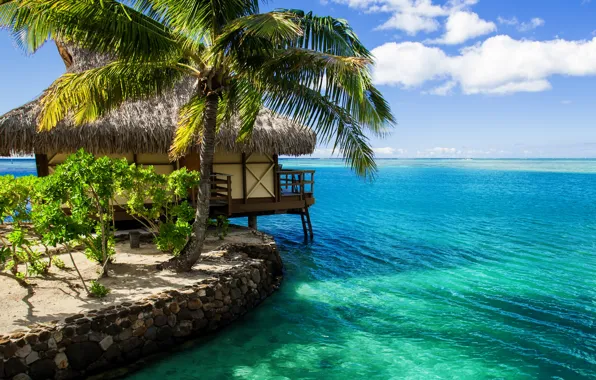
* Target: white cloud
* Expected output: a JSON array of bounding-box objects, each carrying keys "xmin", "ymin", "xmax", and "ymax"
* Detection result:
[
  {"xmin": 426, "ymin": 81, "xmax": 457, "ymax": 95},
  {"xmin": 519, "ymin": 18, "xmax": 545, "ymax": 32},
  {"xmin": 497, "ymin": 16, "xmax": 545, "ymax": 32},
  {"xmin": 372, "ymin": 42, "xmax": 449, "ymax": 87},
  {"xmin": 378, "ymin": 12, "xmax": 440, "ymax": 35},
  {"xmin": 334, "ymin": 0, "xmax": 479, "ymax": 35},
  {"xmin": 372, "ymin": 36, "xmax": 596, "ymax": 95},
  {"xmin": 431, "ymin": 11, "xmax": 496, "ymax": 44},
  {"xmin": 373, "ymin": 147, "xmax": 401, "ymax": 155},
  {"xmin": 561, "ymin": 100, "xmax": 573, "ymax": 105}
]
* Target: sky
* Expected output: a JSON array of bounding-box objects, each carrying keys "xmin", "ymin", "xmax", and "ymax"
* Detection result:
[{"xmin": 1, "ymin": 0, "xmax": 596, "ymax": 158}]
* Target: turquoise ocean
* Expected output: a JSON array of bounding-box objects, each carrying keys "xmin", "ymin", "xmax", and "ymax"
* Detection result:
[{"xmin": 2, "ymin": 158, "xmax": 596, "ymax": 379}]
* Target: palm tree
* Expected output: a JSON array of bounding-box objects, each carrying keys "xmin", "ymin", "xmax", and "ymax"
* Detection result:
[{"xmin": 0, "ymin": 0, "xmax": 395, "ymax": 271}]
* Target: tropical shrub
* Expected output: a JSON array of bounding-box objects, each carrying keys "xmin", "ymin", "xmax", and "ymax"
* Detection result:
[
  {"xmin": 37, "ymin": 149, "xmax": 129, "ymax": 277},
  {"xmin": 0, "ymin": 175, "xmax": 48, "ymax": 279},
  {"xmin": 119, "ymin": 166, "xmax": 200, "ymax": 256}
]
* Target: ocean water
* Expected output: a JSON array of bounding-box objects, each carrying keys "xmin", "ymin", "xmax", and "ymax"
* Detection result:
[{"xmin": 2, "ymin": 159, "xmax": 596, "ymax": 379}]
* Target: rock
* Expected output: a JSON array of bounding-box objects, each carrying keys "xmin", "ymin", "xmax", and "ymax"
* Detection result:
[
  {"xmin": 47, "ymin": 338, "xmax": 58, "ymax": 350},
  {"xmin": 169, "ymin": 302, "xmax": 180, "ymax": 314},
  {"xmin": 156, "ymin": 326, "xmax": 172, "ymax": 341},
  {"xmin": 214, "ymin": 290, "xmax": 223, "ymax": 300},
  {"xmin": 187, "ymin": 299, "xmax": 202, "ymax": 310},
  {"xmin": 99, "ymin": 336, "xmax": 113, "ymax": 351},
  {"xmin": 89, "ymin": 332, "xmax": 103, "ymax": 342},
  {"xmin": 104, "ymin": 324, "xmax": 121, "ymax": 335},
  {"xmin": 29, "ymin": 358, "xmax": 56, "ymax": 380},
  {"xmin": 153, "ymin": 315, "xmax": 167, "ymax": 327},
  {"xmin": 0, "ymin": 359, "xmax": 3, "ymax": 378},
  {"xmin": 133, "ymin": 326, "xmax": 147, "ymax": 337},
  {"xmin": 71, "ymin": 335, "xmax": 88, "ymax": 343},
  {"xmin": 53, "ymin": 331, "xmax": 63, "ymax": 343},
  {"xmin": 65, "ymin": 342, "xmax": 102, "ymax": 370},
  {"xmin": 4, "ymin": 358, "xmax": 27, "ymax": 378},
  {"xmin": 143, "ymin": 326, "xmax": 157, "ymax": 341},
  {"xmin": 62, "ymin": 326, "xmax": 75, "ymax": 338},
  {"xmin": 145, "ymin": 318, "xmax": 154, "ymax": 328},
  {"xmin": 15, "ymin": 344, "xmax": 32, "ymax": 358},
  {"xmin": 173, "ymin": 321, "xmax": 192, "ymax": 337},
  {"xmin": 25, "ymin": 334, "xmax": 39, "ymax": 345},
  {"xmin": 167, "ymin": 315, "xmax": 177, "ymax": 327},
  {"xmin": 120, "ymin": 320, "xmax": 132, "ymax": 329},
  {"xmin": 64, "ymin": 314, "xmax": 83, "ymax": 323},
  {"xmin": 54, "ymin": 352, "xmax": 69, "ymax": 369},
  {"xmin": 177, "ymin": 308, "xmax": 193, "ymax": 321},
  {"xmin": 251, "ymin": 269, "xmax": 261, "ymax": 283},
  {"xmin": 33, "ymin": 342, "xmax": 48, "ymax": 351},
  {"xmin": 132, "ymin": 319, "xmax": 144, "ymax": 330},
  {"xmin": 2, "ymin": 342, "xmax": 18, "ymax": 357},
  {"xmin": 191, "ymin": 309, "xmax": 205, "ymax": 320},
  {"xmin": 118, "ymin": 329, "xmax": 132, "ymax": 341},
  {"xmin": 76, "ymin": 323, "xmax": 91, "ymax": 335},
  {"xmin": 12, "ymin": 373, "xmax": 32, "ymax": 380},
  {"xmin": 25, "ymin": 350, "xmax": 40, "ymax": 364},
  {"xmin": 231, "ymin": 288, "xmax": 242, "ymax": 300},
  {"xmin": 120, "ymin": 337, "xmax": 143, "ymax": 353},
  {"xmin": 152, "ymin": 308, "xmax": 164, "ymax": 317},
  {"xmin": 104, "ymin": 345, "xmax": 121, "ymax": 362},
  {"xmin": 142, "ymin": 341, "xmax": 159, "ymax": 356}
]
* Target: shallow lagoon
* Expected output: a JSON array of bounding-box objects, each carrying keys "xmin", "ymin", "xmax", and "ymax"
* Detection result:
[{"xmin": 3, "ymin": 159, "xmax": 596, "ymax": 379}]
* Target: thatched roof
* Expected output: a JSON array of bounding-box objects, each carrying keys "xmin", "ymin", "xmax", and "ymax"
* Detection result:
[{"xmin": 0, "ymin": 43, "xmax": 316, "ymax": 157}]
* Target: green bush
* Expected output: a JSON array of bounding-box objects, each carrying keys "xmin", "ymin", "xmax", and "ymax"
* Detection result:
[
  {"xmin": 119, "ymin": 166, "xmax": 200, "ymax": 255},
  {"xmin": 89, "ymin": 280, "xmax": 110, "ymax": 298}
]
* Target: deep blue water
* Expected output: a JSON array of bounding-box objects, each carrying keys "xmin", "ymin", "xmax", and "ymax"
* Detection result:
[{"xmin": 2, "ymin": 158, "xmax": 596, "ymax": 379}]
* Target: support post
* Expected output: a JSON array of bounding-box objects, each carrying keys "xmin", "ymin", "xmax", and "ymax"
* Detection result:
[
  {"xmin": 242, "ymin": 153, "xmax": 248, "ymax": 204},
  {"xmin": 248, "ymin": 215, "xmax": 258, "ymax": 230},
  {"xmin": 35, "ymin": 154, "xmax": 49, "ymax": 177}
]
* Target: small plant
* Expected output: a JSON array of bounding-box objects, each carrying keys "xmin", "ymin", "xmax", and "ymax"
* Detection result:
[
  {"xmin": 217, "ymin": 215, "xmax": 230, "ymax": 240},
  {"xmin": 89, "ymin": 280, "xmax": 110, "ymax": 298},
  {"xmin": 53, "ymin": 257, "xmax": 66, "ymax": 270}
]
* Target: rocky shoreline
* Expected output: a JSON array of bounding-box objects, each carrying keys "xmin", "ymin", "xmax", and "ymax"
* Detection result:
[{"xmin": 0, "ymin": 231, "xmax": 283, "ymax": 380}]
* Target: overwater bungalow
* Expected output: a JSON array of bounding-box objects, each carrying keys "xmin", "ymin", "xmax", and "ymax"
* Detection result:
[{"xmin": 0, "ymin": 43, "xmax": 315, "ymax": 236}]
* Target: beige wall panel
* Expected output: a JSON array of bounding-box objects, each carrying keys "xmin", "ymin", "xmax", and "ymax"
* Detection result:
[
  {"xmin": 246, "ymin": 163, "xmax": 275, "ymax": 198},
  {"xmin": 150, "ymin": 165, "xmax": 175, "ymax": 175},
  {"xmin": 246, "ymin": 153, "xmax": 272, "ymax": 163},
  {"xmin": 213, "ymin": 164, "xmax": 243, "ymax": 199},
  {"xmin": 214, "ymin": 151, "xmax": 242, "ymax": 164},
  {"xmin": 136, "ymin": 153, "xmax": 171, "ymax": 164}
]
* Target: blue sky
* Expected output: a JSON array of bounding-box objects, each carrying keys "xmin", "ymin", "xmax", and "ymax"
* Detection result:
[{"xmin": 2, "ymin": 0, "xmax": 596, "ymax": 158}]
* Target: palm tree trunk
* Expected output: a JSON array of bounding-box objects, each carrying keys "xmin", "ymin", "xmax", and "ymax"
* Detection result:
[{"xmin": 159, "ymin": 93, "xmax": 219, "ymax": 272}]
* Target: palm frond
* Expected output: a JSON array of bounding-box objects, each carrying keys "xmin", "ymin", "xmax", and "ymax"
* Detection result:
[
  {"xmin": 211, "ymin": 12, "xmax": 302, "ymax": 57},
  {"xmin": 170, "ymin": 93, "xmax": 206, "ymax": 159},
  {"xmin": 240, "ymin": 73, "xmax": 377, "ymax": 177},
  {"xmin": 131, "ymin": 0, "xmax": 260, "ymax": 41},
  {"xmin": 38, "ymin": 59, "xmax": 185, "ymax": 131},
  {"xmin": 275, "ymin": 9, "xmax": 372, "ymax": 59},
  {"xmin": 3, "ymin": 0, "xmax": 180, "ymax": 58}
]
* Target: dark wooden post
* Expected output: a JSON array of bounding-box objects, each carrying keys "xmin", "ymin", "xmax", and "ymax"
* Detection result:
[
  {"xmin": 242, "ymin": 153, "xmax": 247, "ymax": 204},
  {"xmin": 248, "ymin": 215, "xmax": 257, "ymax": 230},
  {"xmin": 35, "ymin": 154, "xmax": 49, "ymax": 177}
]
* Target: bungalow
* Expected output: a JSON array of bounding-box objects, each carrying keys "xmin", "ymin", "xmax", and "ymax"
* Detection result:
[{"xmin": 0, "ymin": 43, "xmax": 315, "ymax": 237}]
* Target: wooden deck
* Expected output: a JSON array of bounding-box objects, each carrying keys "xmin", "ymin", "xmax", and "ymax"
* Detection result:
[{"xmin": 209, "ymin": 169, "xmax": 315, "ymax": 217}]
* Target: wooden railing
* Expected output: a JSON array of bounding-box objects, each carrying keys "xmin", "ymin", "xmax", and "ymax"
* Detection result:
[
  {"xmin": 277, "ymin": 170, "xmax": 315, "ymax": 201},
  {"xmin": 209, "ymin": 172, "xmax": 232, "ymax": 215}
]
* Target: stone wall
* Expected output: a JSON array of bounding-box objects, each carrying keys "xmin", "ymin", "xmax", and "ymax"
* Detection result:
[{"xmin": 0, "ymin": 232, "xmax": 283, "ymax": 380}]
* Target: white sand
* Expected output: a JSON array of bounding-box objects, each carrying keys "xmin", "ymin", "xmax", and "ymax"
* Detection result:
[{"xmin": 0, "ymin": 227, "xmax": 264, "ymax": 333}]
